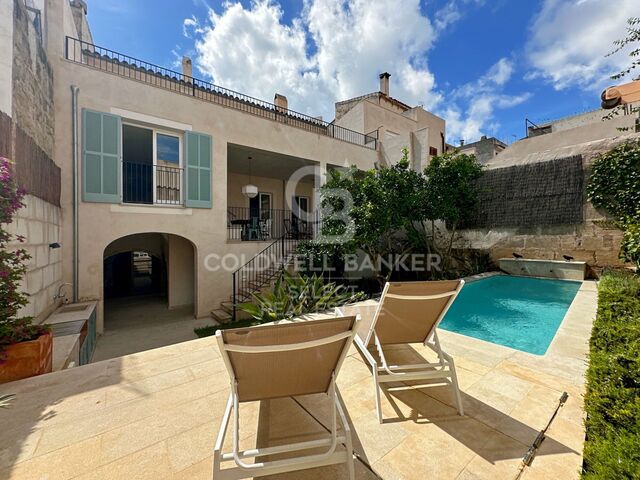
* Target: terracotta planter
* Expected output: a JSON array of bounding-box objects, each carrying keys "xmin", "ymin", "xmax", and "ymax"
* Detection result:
[{"xmin": 0, "ymin": 332, "xmax": 53, "ymax": 384}]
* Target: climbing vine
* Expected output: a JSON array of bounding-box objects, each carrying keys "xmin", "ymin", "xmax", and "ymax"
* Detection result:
[{"xmin": 587, "ymin": 141, "xmax": 640, "ymax": 266}]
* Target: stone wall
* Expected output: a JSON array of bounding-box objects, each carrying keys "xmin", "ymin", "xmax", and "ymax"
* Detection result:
[
  {"xmin": 6, "ymin": 195, "xmax": 63, "ymax": 321},
  {"xmin": 456, "ymin": 134, "xmax": 640, "ymax": 275},
  {"xmin": 11, "ymin": 0, "xmax": 54, "ymax": 159},
  {"xmin": 1, "ymin": 0, "xmax": 63, "ymax": 320}
]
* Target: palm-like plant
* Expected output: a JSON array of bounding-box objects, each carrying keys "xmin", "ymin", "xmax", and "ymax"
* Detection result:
[
  {"xmin": 0, "ymin": 393, "xmax": 15, "ymax": 408},
  {"xmin": 239, "ymin": 271, "xmax": 365, "ymax": 323}
]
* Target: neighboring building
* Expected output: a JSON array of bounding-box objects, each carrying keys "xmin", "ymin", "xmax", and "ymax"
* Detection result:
[
  {"xmin": 334, "ymin": 72, "xmax": 446, "ymax": 171},
  {"xmin": 490, "ymin": 106, "xmax": 639, "ymax": 169},
  {"xmin": 527, "ymin": 106, "xmax": 638, "ymax": 137},
  {"xmin": 5, "ymin": 0, "xmax": 394, "ymax": 335},
  {"xmin": 455, "ymin": 136, "xmax": 507, "ymax": 164}
]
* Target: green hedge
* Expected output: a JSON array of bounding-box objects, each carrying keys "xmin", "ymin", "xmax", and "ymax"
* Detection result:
[{"xmin": 582, "ymin": 271, "xmax": 640, "ymax": 479}]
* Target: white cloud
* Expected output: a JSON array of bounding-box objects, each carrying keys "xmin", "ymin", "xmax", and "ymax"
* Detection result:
[
  {"xmin": 434, "ymin": 0, "xmax": 486, "ymax": 33},
  {"xmin": 442, "ymin": 58, "xmax": 530, "ymax": 143},
  {"xmin": 183, "ymin": 15, "xmax": 199, "ymax": 38},
  {"xmin": 485, "ymin": 57, "xmax": 513, "ymax": 86},
  {"xmin": 190, "ymin": 0, "xmax": 441, "ymax": 120},
  {"xmin": 187, "ymin": 0, "xmax": 522, "ymax": 141},
  {"xmin": 526, "ymin": 0, "xmax": 638, "ymax": 90}
]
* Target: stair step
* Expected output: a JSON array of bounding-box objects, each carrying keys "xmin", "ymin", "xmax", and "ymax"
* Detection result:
[
  {"xmin": 210, "ymin": 309, "xmax": 233, "ymax": 324},
  {"xmin": 220, "ymin": 301, "xmax": 234, "ymax": 315}
]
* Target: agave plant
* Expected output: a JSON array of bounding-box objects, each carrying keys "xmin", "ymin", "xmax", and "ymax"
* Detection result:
[
  {"xmin": 0, "ymin": 393, "xmax": 15, "ymax": 408},
  {"xmin": 239, "ymin": 271, "xmax": 365, "ymax": 323}
]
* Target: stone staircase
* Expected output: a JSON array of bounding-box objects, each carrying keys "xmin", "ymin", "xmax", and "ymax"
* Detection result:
[{"xmin": 210, "ymin": 237, "xmax": 299, "ymax": 324}]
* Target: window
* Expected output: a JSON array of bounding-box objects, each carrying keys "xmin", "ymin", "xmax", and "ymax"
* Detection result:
[
  {"xmin": 293, "ymin": 195, "xmax": 309, "ymax": 217},
  {"xmin": 429, "ymin": 146, "xmax": 438, "ymax": 156},
  {"xmin": 121, "ymin": 124, "xmax": 183, "ymax": 205},
  {"xmin": 249, "ymin": 192, "xmax": 272, "ymax": 220},
  {"xmin": 156, "ymin": 133, "xmax": 180, "ymax": 165}
]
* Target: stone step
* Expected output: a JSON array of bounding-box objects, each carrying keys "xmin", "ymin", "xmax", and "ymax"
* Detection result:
[
  {"xmin": 210, "ymin": 309, "xmax": 233, "ymax": 324},
  {"xmin": 220, "ymin": 301, "xmax": 235, "ymax": 315}
]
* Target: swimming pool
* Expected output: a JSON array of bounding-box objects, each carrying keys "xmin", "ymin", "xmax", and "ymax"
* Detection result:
[{"xmin": 440, "ymin": 275, "xmax": 582, "ymax": 355}]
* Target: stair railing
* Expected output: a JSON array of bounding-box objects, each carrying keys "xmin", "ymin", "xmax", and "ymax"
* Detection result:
[{"xmin": 231, "ymin": 235, "xmax": 301, "ymax": 321}]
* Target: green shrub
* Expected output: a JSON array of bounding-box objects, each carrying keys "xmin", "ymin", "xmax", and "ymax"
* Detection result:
[
  {"xmin": 194, "ymin": 273, "xmax": 366, "ymax": 338},
  {"xmin": 194, "ymin": 318, "xmax": 262, "ymax": 338},
  {"xmin": 239, "ymin": 271, "xmax": 365, "ymax": 323},
  {"xmin": 582, "ymin": 271, "xmax": 640, "ymax": 479},
  {"xmin": 620, "ymin": 220, "xmax": 640, "ymax": 266}
]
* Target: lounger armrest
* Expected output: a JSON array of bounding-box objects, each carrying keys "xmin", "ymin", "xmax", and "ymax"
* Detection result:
[{"xmin": 353, "ymin": 336, "xmax": 378, "ymax": 368}]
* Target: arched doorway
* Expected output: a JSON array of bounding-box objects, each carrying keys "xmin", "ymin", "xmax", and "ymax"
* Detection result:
[
  {"xmin": 104, "ymin": 250, "xmax": 166, "ymax": 299},
  {"xmin": 94, "ymin": 233, "xmax": 201, "ymax": 360}
]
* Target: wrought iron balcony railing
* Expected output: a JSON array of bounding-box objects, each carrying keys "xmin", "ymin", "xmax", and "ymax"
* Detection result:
[
  {"xmin": 227, "ymin": 207, "xmax": 315, "ymax": 241},
  {"xmin": 65, "ymin": 37, "xmax": 378, "ymax": 150},
  {"xmin": 122, "ymin": 161, "xmax": 183, "ymax": 206}
]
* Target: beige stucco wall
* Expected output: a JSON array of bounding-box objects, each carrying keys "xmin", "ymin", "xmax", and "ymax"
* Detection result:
[
  {"xmin": 168, "ymin": 234, "xmax": 194, "ymax": 309},
  {"xmin": 334, "ymin": 98, "xmax": 445, "ymax": 169},
  {"xmin": 45, "ymin": 0, "xmax": 377, "ymax": 332},
  {"xmin": 227, "ymin": 173, "xmax": 314, "ymax": 211}
]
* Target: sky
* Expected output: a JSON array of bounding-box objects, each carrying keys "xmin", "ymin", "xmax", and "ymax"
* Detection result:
[{"xmin": 85, "ymin": 0, "xmax": 639, "ymax": 145}]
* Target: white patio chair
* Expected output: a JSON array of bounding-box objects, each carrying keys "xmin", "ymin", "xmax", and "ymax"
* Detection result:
[
  {"xmin": 213, "ymin": 316, "xmax": 360, "ymax": 479},
  {"xmin": 337, "ymin": 280, "xmax": 465, "ymax": 423}
]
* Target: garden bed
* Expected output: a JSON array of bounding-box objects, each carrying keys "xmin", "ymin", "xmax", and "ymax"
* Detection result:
[{"xmin": 582, "ymin": 270, "xmax": 640, "ymax": 478}]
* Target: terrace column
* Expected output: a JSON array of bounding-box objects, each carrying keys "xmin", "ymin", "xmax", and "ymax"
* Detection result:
[{"xmin": 313, "ymin": 162, "xmax": 327, "ymax": 236}]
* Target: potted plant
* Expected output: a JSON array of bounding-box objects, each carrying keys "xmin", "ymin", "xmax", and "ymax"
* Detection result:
[{"xmin": 0, "ymin": 156, "xmax": 51, "ymax": 384}]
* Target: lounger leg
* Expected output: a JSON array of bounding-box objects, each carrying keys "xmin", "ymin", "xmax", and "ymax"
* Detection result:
[
  {"xmin": 449, "ymin": 362, "xmax": 464, "ymax": 416},
  {"xmin": 346, "ymin": 441, "xmax": 355, "ymax": 480},
  {"xmin": 335, "ymin": 390, "xmax": 355, "ymax": 480},
  {"xmin": 373, "ymin": 367, "xmax": 383, "ymax": 424}
]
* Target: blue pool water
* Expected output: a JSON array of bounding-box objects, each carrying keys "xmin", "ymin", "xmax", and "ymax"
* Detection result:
[{"xmin": 440, "ymin": 275, "xmax": 582, "ymax": 355}]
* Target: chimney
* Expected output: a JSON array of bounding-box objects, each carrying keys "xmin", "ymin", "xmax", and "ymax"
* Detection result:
[
  {"xmin": 274, "ymin": 93, "xmax": 288, "ymax": 111},
  {"xmin": 182, "ymin": 57, "xmax": 193, "ymax": 78},
  {"xmin": 70, "ymin": 0, "xmax": 88, "ymax": 14},
  {"xmin": 379, "ymin": 72, "xmax": 390, "ymax": 96},
  {"xmin": 70, "ymin": 1, "xmax": 89, "ymax": 41},
  {"xmin": 459, "ymin": 139, "xmax": 465, "ymax": 146}
]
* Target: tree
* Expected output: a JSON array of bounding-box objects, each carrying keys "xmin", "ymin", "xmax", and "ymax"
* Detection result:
[
  {"xmin": 315, "ymin": 148, "xmax": 482, "ymax": 284},
  {"xmin": 319, "ymin": 148, "xmax": 430, "ymax": 285},
  {"xmin": 422, "ymin": 151, "xmax": 483, "ymax": 265}
]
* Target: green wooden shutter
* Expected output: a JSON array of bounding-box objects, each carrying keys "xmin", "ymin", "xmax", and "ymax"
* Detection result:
[
  {"xmin": 185, "ymin": 131, "xmax": 212, "ymax": 208},
  {"xmin": 82, "ymin": 109, "xmax": 121, "ymax": 203}
]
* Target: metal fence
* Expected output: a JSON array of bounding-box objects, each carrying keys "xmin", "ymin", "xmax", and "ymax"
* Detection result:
[
  {"xmin": 227, "ymin": 207, "xmax": 315, "ymax": 241},
  {"xmin": 65, "ymin": 37, "xmax": 378, "ymax": 150}
]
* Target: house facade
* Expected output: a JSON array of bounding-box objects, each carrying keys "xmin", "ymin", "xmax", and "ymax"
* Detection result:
[{"xmin": 2, "ymin": 0, "xmax": 448, "ymax": 334}]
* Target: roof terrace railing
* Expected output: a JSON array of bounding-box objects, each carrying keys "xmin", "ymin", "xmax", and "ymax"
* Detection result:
[{"xmin": 64, "ymin": 37, "xmax": 377, "ymax": 150}]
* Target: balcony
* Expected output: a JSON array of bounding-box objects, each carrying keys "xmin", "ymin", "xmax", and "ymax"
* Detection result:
[
  {"xmin": 227, "ymin": 207, "xmax": 315, "ymax": 241},
  {"xmin": 122, "ymin": 162, "xmax": 183, "ymax": 206},
  {"xmin": 65, "ymin": 37, "xmax": 378, "ymax": 150}
]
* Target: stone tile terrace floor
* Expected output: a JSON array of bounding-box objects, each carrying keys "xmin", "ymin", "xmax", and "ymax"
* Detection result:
[{"xmin": 0, "ymin": 282, "xmax": 597, "ymax": 480}]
